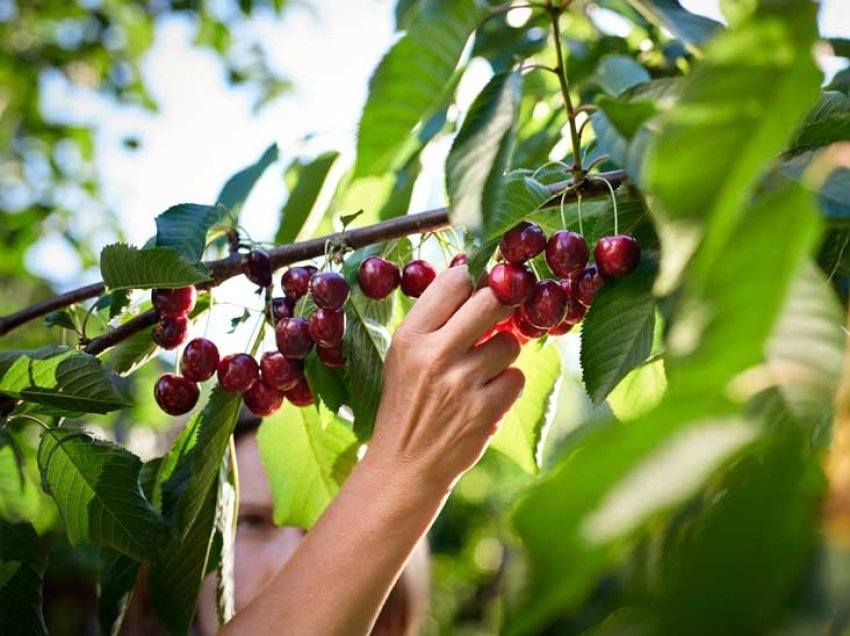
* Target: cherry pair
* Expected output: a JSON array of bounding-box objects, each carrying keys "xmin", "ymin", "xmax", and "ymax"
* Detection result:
[
  {"xmin": 151, "ymin": 286, "xmax": 197, "ymax": 350},
  {"xmin": 153, "ymin": 333, "xmax": 218, "ymax": 417},
  {"xmin": 357, "ymin": 256, "xmax": 437, "ymax": 300}
]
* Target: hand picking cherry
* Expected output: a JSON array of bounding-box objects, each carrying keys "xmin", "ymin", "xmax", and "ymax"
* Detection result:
[
  {"xmin": 489, "ymin": 262, "xmax": 536, "ymax": 306},
  {"xmin": 358, "ymin": 256, "xmax": 400, "ymax": 300},
  {"xmin": 181, "ymin": 337, "xmax": 220, "ymax": 382},
  {"xmin": 499, "ymin": 221, "xmax": 546, "ymax": 264},
  {"xmin": 310, "ymin": 272, "xmax": 350, "ymax": 310},
  {"xmin": 401, "ymin": 260, "xmax": 436, "ymax": 298},
  {"xmin": 242, "ymin": 248, "xmax": 273, "ymax": 287},
  {"xmin": 523, "ymin": 279, "xmax": 568, "ymax": 329},
  {"xmin": 308, "ymin": 308, "xmax": 345, "ymax": 348},
  {"xmin": 152, "ymin": 314, "xmax": 189, "ymax": 350},
  {"xmin": 154, "ymin": 373, "xmax": 200, "ymax": 416},
  {"xmin": 152, "ymin": 286, "xmax": 196, "ymax": 317},
  {"xmin": 243, "ymin": 379, "xmax": 284, "ymax": 416},
  {"xmin": 217, "ymin": 353, "xmax": 260, "ymax": 393},
  {"xmin": 285, "ymin": 377, "xmax": 314, "ymax": 407},
  {"xmin": 282, "ymin": 267, "xmax": 313, "ymax": 301},
  {"xmin": 260, "ymin": 351, "xmax": 303, "ymax": 391},
  {"xmin": 317, "ymin": 343, "xmax": 345, "ymax": 368},
  {"xmin": 595, "ymin": 235, "xmax": 640, "ymax": 278},
  {"xmin": 546, "ymin": 230, "xmax": 589, "ymax": 278},
  {"xmin": 275, "ymin": 316, "xmax": 314, "ymax": 359}
]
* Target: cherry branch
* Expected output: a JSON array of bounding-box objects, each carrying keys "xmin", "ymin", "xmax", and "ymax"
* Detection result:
[{"xmin": 1, "ymin": 170, "xmax": 626, "ymax": 354}]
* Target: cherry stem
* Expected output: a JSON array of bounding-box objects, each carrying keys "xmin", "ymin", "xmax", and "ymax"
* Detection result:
[
  {"xmin": 548, "ymin": 5, "xmax": 584, "ymax": 182},
  {"xmin": 7, "ymin": 414, "xmax": 50, "ymax": 431},
  {"xmin": 577, "ymin": 193, "xmax": 584, "ymax": 237},
  {"xmin": 591, "ymin": 175, "xmax": 620, "ymax": 235}
]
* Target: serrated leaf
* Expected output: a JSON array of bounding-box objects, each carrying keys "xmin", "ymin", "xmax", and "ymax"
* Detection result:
[
  {"xmin": 0, "ymin": 347, "xmax": 130, "ymax": 414},
  {"xmin": 97, "ymin": 549, "xmax": 139, "ymax": 636},
  {"xmin": 216, "ymin": 143, "xmax": 279, "ymax": 211},
  {"xmin": 276, "ymin": 151, "xmax": 339, "ymax": 244},
  {"xmin": 38, "ymin": 428, "xmax": 165, "ymax": 561},
  {"xmin": 0, "ymin": 519, "xmax": 47, "ymax": 636},
  {"xmin": 355, "ymin": 0, "xmax": 481, "ymax": 176},
  {"xmin": 100, "ymin": 243, "xmax": 210, "ymax": 291},
  {"xmin": 786, "ymin": 91, "xmax": 850, "ymax": 157},
  {"xmin": 104, "ymin": 328, "xmax": 158, "ymax": 377},
  {"xmin": 154, "ymin": 204, "xmax": 226, "ymax": 264},
  {"xmin": 484, "ymin": 171, "xmax": 553, "ymax": 240},
  {"xmin": 626, "ymin": 0, "xmax": 722, "ymax": 48},
  {"xmin": 43, "ymin": 310, "xmax": 77, "ymax": 331},
  {"xmin": 446, "ymin": 71, "xmax": 523, "ymax": 234}
]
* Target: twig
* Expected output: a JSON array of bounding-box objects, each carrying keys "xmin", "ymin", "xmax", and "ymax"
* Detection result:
[{"xmin": 548, "ymin": 5, "xmax": 585, "ymax": 181}]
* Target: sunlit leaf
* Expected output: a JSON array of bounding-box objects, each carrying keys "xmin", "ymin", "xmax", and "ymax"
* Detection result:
[
  {"xmin": 626, "ymin": 0, "xmax": 722, "ymax": 48},
  {"xmin": 276, "ymin": 151, "xmax": 339, "ymax": 244},
  {"xmin": 216, "ymin": 143, "xmax": 279, "ymax": 212},
  {"xmin": 100, "ymin": 243, "xmax": 210, "ymax": 291},
  {"xmin": 154, "ymin": 204, "xmax": 225, "ymax": 264}
]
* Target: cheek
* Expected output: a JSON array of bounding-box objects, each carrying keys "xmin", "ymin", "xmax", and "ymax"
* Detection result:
[{"xmin": 234, "ymin": 528, "xmax": 304, "ymax": 610}]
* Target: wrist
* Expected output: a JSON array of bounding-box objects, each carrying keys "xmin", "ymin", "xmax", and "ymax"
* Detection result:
[{"xmin": 358, "ymin": 443, "xmax": 453, "ymax": 510}]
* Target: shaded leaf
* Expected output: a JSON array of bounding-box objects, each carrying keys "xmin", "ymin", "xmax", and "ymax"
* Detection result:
[
  {"xmin": 484, "ymin": 170, "xmax": 553, "ymax": 240},
  {"xmin": 43, "ymin": 310, "xmax": 77, "ymax": 331},
  {"xmin": 100, "ymin": 243, "xmax": 210, "ymax": 291},
  {"xmin": 786, "ymin": 91, "xmax": 850, "ymax": 157},
  {"xmin": 592, "ymin": 55, "xmax": 650, "ymax": 96},
  {"xmin": 104, "ymin": 328, "xmax": 158, "ymax": 377},
  {"xmin": 276, "ymin": 151, "xmax": 339, "ymax": 244},
  {"xmin": 216, "ymin": 143, "xmax": 279, "ymax": 211},
  {"xmin": 626, "ymin": 0, "xmax": 722, "ymax": 47},
  {"xmin": 154, "ymin": 204, "xmax": 225, "ymax": 264},
  {"xmin": 97, "ymin": 550, "xmax": 139, "ymax": 636},
  {"xmin": 0, "ymin": 519, "xmax": 47, "ymax": 636},
  {"xmin": 304, "ymin": 352, "xmax": 348, "ymax": 413}
]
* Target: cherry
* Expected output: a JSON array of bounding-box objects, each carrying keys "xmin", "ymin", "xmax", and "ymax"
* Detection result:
[
  {"xmin": 400, "ymin": 260, "xmax": 437, "ymax": 298},
  {"xmin": 310, "ymin": 272, "xmax": 350, "ymax": 310},
  {"xmin": 154, "ymin": 373, "xmax": 200, "ymax": 416},
  {"xmin": 243, "ymin": 379, "xmax": 284, "ymax": 417},
  {"xmin": 217, "ymin": 353, "xmax": 259, "ymax": 393},
  {"xmin": 180, "ymin": 337, "xmax": 220, "ymax": 382},
  {"xmin": 260, "ymin": 351, "xmax": 303, "ymax": 391},
  {"xmin": 152, "ymin": 314, "xmax": 189, "ymax": 350},
  {"xmin": 269, "ymin": 296, "xmax": 294, "ymax": 324},
  {"xmin": 513, "ymin": 306, "xmax": 547, "ymax": 339},
  {"xmin": 450, "ymin": 253, "xmax": 468, "ymax": 267},
  {"xmin": 308, "ymin": 308, "xmax": 345, "ymax": 347},
  {"xmin": 317, "ymin": 343, "xmax": 345, "ymax": 368},
  {"xmin": 151, "ymin": 286, "xmax": 196, "ymax": 317},
  {"xmin": 548, "ymin": 319, "xmax": 574, "ymax": 336},
  {"xmin": 546, "ymin": 231, "xmax": 589, "ymax": 279},
  {"xmin": 488, "ymin": 263, "xmax": 536, "ymax": 306},
  {"xmin": 559, "ymin": 279, "xmax": 589, "ymax": 325},
  {"xmin": 285, "ymin": 378, "xmax": 314, "ymax": 407},
  {"xmin": 275, "ymin": 317, "xmax": 314, "ymax": 359},
  {"xmin": 304, "ymin": 265, "xmax": 318, "ymax": 277},
  {"xmin": 595, "ymin": 235, "xmax": 640, "ymax": 278},
  {"xmin": 575, "ymin": 266, "xmax": 605, "ymax": 307},
  {"xmin": 242, "ymin": 248, "xmax": 273, "ymax": 287},
  {"xmin": 499, "ymin": 221, "xmax": 546, "ymax": 264},
  {"xmin": 523, "ymin": 279, "xmax": 568, "ymax": 329},
  {"xmin": 358, "ymin": 257, "xmax": 400, "ymax": 300},
  {"xmin": 281, "ymin": 267, "xmax": 312, "ymax": 301}
]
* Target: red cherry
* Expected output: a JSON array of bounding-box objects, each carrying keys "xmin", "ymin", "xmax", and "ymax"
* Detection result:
[
  {"xmin": 260, "ymin": 351, "xmax": 303, "ymax": 391},
  {"xmin": 269, "ymin": 297, "xmax": 294, "ymax": 324},
  {"xmin": 358, "ymin": 257, "xmax": 400, "ymax": 300},
  {"xmin": 304, "ymin": 265, "xmax": 319, "ymax": 277},
  {"xmin": 217, "ymin": 353, "xmax": 259, "ymax": 393},
  {"xmin": 152, "ymin": 314, "xmax": 189, "ymax": 350},
  {"xmin": 317, "ymin": 343, "xmax": 346, "ymax": 368},
  {"xmin": 595, "ymin": 235, "xmax": 640, "ymax": 278},
  {"xmin": 180, "ymin": 338, "xmax": 220, "ymax": 382},
  {"xmin": 558, "ymin": 279, "xmax": 589, "ymax": 325},
  {"xmin": 154, "ymin": 373, "xmax": 200, "ymax": 416},
  {"xmin": 242, "ymin": 248, "xmax": 273, "ymax": 287},
  {"xmin": 243, "ymin": 379, "xmax": 284, "ymax": 416},
  {"xmin": 546, "ymin": 231, "xmax": 589, "ymax": 278},
  {"xmin": 575, "ymin": 266, "xmax": 605, "ymax": 307},
  {"xmin": 285, "ymin": 378, "xmax": 314, "ymax": 407},
  {"xmin": 499, "ymin": 221, "xmax": 546, "ymax": 264},
  {"xmin": 513, "ymin": 306, "xmax": 547, "ymax": 339},
  {"xmin": 488, "ymin": 263, "xmax": 536, "ymax": 306},
  {"xmin": 401, "ymin": 260, "xmax": 437, "ymax": 298},
  {"xmin": 151, "ymin": 286, "xmax": 196, "ymax": 317},
  {"xmin": 275, "ymin": 317, "xmax": 314, "ymax": 359},
  {"xmin": 281, "ymin": 267, "xmax": 312, "ymax": 301},
  {"xmin": 310, "ymin": 272, "xmax": 350, "ymax": 310},
  {"xmin": 523, "ymin": 279, "xmax": 568, "ymax": 329},
  {"xmin": 548, "ymin": 319, "xmax": 574, "ymax": 336},
  {"xmin": 308, "ymin": 308, "xmax": 345, "ymax": 348},
  {"xmin": 450, "ymin": 253, "xmax": 468, "ymax": 267}
]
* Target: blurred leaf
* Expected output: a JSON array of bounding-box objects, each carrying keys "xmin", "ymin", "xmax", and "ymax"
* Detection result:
[
  {"xmin": 97, "ymin": 549, "xmax": 139, "ymax": 636},
  {"xmin": 258, "ymin": 402, "xmax": 358, "ymax": 528},
  {"xmin": 216, "ymin": 143, "xmax": 279, "ymax": 212},
  {"xmin": 591, "ymin": 55, "xmax": 650, "ymax": 96},
  {"xmin": 0, "ymin": 431, "xmax": 38, "ymax": 522},
  {"xmin": 104, "ymin": 328, "xmax": 157, "ymax": 377},
  {"xmin": 38, "ymin": 427, "xmax": 164, "ymax": 561},
  {"xmin": 779, "ymin": 152, "xmax": 850, "ymax": 221},
  {"xmin": 154, "ymin": 204, "xmax": 225, "ymax": 264},
  {"xmin": 378, "ymin": 155, "xmax": 423, "ymax": 221},
  {"xmin": 355, "ymin": 0, "xmax": 481, "ymax": 176},
  {"xmin": 595, "ymin": 96, "xmax": 656, "ymax": 140},
  {"xmin": 0, "ymin": 519, "xmax": 47, "ymax": 636},
  {"xmin": 276, "ymin": 151, "xmax": 339, "ymax": 244},
  {"xmin": 100, "ymin": 243, "xmax": 210, "ymax": 291},
  {"xmin": 395, "ymin": 0, "xmax": 422, "ymax": 29},
  {"xmin": 43, "ymin": 310, "xmax": 77, "ymax": 332},
  {"xmin": 213, "ymin": 456, "xmax": 236, "ymax": 625},
  {"xmin": 467, "ymin": 236, "xmax": 501, "ymax": 288},
  {"xmin": 304, "ymin": 352, "xmax": 348, "ymax": 413},
  {"xmin": 608, "ymin": 357, "xmax": 667, "ymax": 421},
  {"xmin": 0, "ymin": 347, "xmax": 130, "ymax": 414},
  {"xmin": 786, "ymin": 92, "xmax": 850, "ymax": 157},
  {"xmin": 625, "ymin": 0, "xmax": 722, "ymax": 47}
]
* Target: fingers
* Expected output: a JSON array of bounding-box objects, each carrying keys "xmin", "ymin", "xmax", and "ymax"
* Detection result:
[
  {"xmin": 479, "ymin": 367, "xmax": 525, "ymax": 428},
  {"xmin": 462, "ymin": 332, "xmax": 522, "ymax": 384},
  {"xmin": 441, "ymin": 285, "xmax": 513, "ymax": 350},
  {"xmin": 399, "ymin": 267, "xmax": 473, "ymax": 334}
]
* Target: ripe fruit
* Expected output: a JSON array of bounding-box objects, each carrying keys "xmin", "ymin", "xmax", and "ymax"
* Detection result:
[
  {"xmin": 513, "ymin": 306, "xmax": 547, "ymax": 339},
  {"xmin": 151, "ymin": 286, "xmax": 196, "ymax": 317},
  {"xmin": 281, "ymin": 267, "xmax": 312, "ymax": 301},
  {"xmin": 548, "ymin": 319, "xmax": 573, "ymax": 336},
  {"xmin": 243, "ymin": 379, "xmax": 284, "ymax": 416},
  {"xmin": 523, "ymin": 280, "xmax": 568, "ymax": 329},
  {"xmin": 499, "ymin": 221, "xmax": 546, "ymax": 264},
  {"xmin": 260, "ymin": 351, "xmax": 303, "ymax": 391},
  {"xmin": 242, "ymin": 248, "xmax": 273, "ymax": 287},
  {"xmin": 546, "ymin": 231, "xmax": 589, "ymax": 278},
  {"xmin": 358, "ymin": 257, "xmax": 400, "ymax": 300},
  {"xmin": 180, "ymin": 338, "xmax": 220, "ymax": 382},
  {"xmin": 310, "ymin": 272, "xmax": 350, "ymax": 310},
  {"xmin": 558, "ymin": 278, "xmax": 588, "ymax": 324},
  {"xmin": 450, "ymin": 253, "xmax": 468, "ymax": 267},
  {"xmin": 308, "ymin": 308, "xmax": 345, "ymax": 347},
  {"xmin": 152, "ymin": 314, "xmax": 189, "ymax": 350},
  {"xmin": 595, "ymin": 235, "xmax": 640, "ymax": 278},
  {"xmin": 154, "ymin": 374, "xmax": 200, "ymax": 416},
  {"xmin": 275, "ymin": 317, "xmax": 314, "ymax": 359},
  {"xmin": 575, "ymin": 266, "xmax": 604, "ymax": 307},
  {"xmin": 217, "ymin": 353, "xmax": 259, "ymax": 393},
  {"xmin": 317, "ymin": 344, "xmax": 345, "ymax": 368},
  {"xmin": 400, "ymin": 260, "xmax": 436, "ymax": 298},
  {"xmin": 489, "ymin": 263, "xmax": 536, "ymax": 306},
  {"xmin": 269, "ymin": 297, "xmax": 294, "ymax": 324},
  {"xmin": 285, "ymin": 378, "xmax": 314, "ymax": 407}
]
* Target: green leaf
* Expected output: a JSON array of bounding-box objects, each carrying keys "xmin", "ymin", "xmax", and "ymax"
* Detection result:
[
  {"xmin": 276, "ymin": 151, "xmax": 339, "ymax": 244},
  {"xmin": 216, "ymin": 143, "xmax": 279, "ymax": 212},
  {"xmin": 97, "ymin": 549, "xmax": 139, "ymax": 636},
  {"xmin": 446, "ymin": 72, "xmax": 523, "ymax": 234},
  {"xmin": 258, "ymin": 402, "xmax": 359, "ymax": 528},
  {"xmin": 0, "ymin": 519, "xmax": 47, "ymax": 636},
  {"xmin": 592, "ymin": 55, "xmax": 651, "ymax": 96},
  {"xmin": 154, "ymin": 204, "xmax": 225, "ymax": 264},
  {"xmin": 626, "ymin": 0, "xmax": 722, "ymax": 48},
  {"xmin": 466, "ymin": 236, "xmax": 501, "ymax": 289},
  {"xmin": 607, "ymin": 357, "xmax": 667, "ymax": 421},
  {"xmin": 779, "ymin": 152, "xmax": 850, "ymax": 221},
  {"xmin": 43, "ymin": 310, "xmax": 77, "ymax": 331},
  {"xmin": 38, "ymin": 427, "xmax": 165, "ymax": 561},
  {"xmin": 104, "ymin": 328, "xmax": 158, "ymax": 377},
  {"xmin": 378, "ymin": 154, "xmax": 423, "ymax": 221},
  {"xmin": 595, "ymin": 95, "xmax": 657, "ymax": 140},
  {"xmin": 483, "ymin": 171, "xmax": 553, "ymax": 240},
  {"xmin": 0, "ymin": 432, "xmax": 39, "ymax": 523},
  {"xmin": 490, "ymin": 341, "xmax": 561, "ymax": 475},
  {"xmin": 304, "ymin": 352, "xmax": 348, "ymax": 413},
  {"xmin": 100, "ymin": 243, "xmax": 210, "ymax": 291},
  {"xmin": 0, "ymin": 347, "xmax": 130, "ymax": 414},
  {"xmin": 581, "ymin": 263, "xmax": 656, "ymax": 405},
  {"xmin": 355, "ymin": 0, "xmax": 481, "ymax": 176},
  {"xmin": 786, "ymin": 91, "xmax": 850, "ymax": 157}
]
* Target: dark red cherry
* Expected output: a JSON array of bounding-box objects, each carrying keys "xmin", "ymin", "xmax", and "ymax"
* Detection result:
[
  {"xmin": 358, "ymin": 257, "xmax": 400, "ymax": 300},
  {"xmin": 546, "ymin": 231, "xmax": 589, "ymax": 278},
  {"xmin": 285, "ymin": 378, "xmax": 314, "ymax": 407},
  {"xmin": 260, "ymin": 351, "xmax": 303, "ymax": 391},
  {"xmin": 242, "ymin": 248, "xmax": 273, "ymax": 287},
  {"xmin": 154, "ymin": 373, "xmax": 200, "ymax": 416},
  {"xmin": 401, "ymin": 260, "xmax": 437, "ymax": 298},
  {"xmin": 281, "ymin": 267, "xmax": 312, "ymax": 301},
  {"xmin": 450, "ymin": 253, "xmax": 468, "ymax": 267},
  {"xmin": 275, "ymin": 317, "xmax": 314, "ymax": 359},
  {"xmin": 304, "ymin": 265, "xmax": 318, "ymax": 277},
  {"xmin": 217, "ymin": 353, "xmax": 259, "ymax": 393},
  {"xmin": 243, "ymin": 379, "xmax": 284, "ymax": 416},
  {"xmin": 317, "ymin": 344, "xmax": 345, "ymax": 368},
  {"xmin": 310, "ymin": 272, "xmax": 350, "ymax": 310},
  {"xmin": 499, "ymin": 221, "xmax": 546, "ymax": 264},
  {"xmin": 523, "ymin": 280, "xmax": 568, "ymax": 329},
  {"xmin": 595, "ymin": 235, "xmax": 640, "ymax": 278},
  {"xmin": 559, "ymin": 279, "xmax": 588, "ymax": 325},
  {"xmin": 180, "ymin": 338, "xmax": 220, "ymax": 382},
  {"xmin": 488, "ymin": 263, "xmax": 536, "ymax": 306},
  {"xmin": 151, "ymin": 286, "xmax": 196, "ymax": 317},
  {"xmin": 575, "ymin": 266, "xmax": 605, "ymax": 307},
  {"xmin": 152, "ymin": 314, "xmax": 189, "ymax": 350},
  {"xmin": 308, "ymin": 308, "xmax": 345, "ymax": 348},
  {"xmin": 513, "ymin": 306, "xmax": 547, "ymax": 339},
  {"xmin": 269, "ymin": 296, "xmax": 294, "ymax": 324}
]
